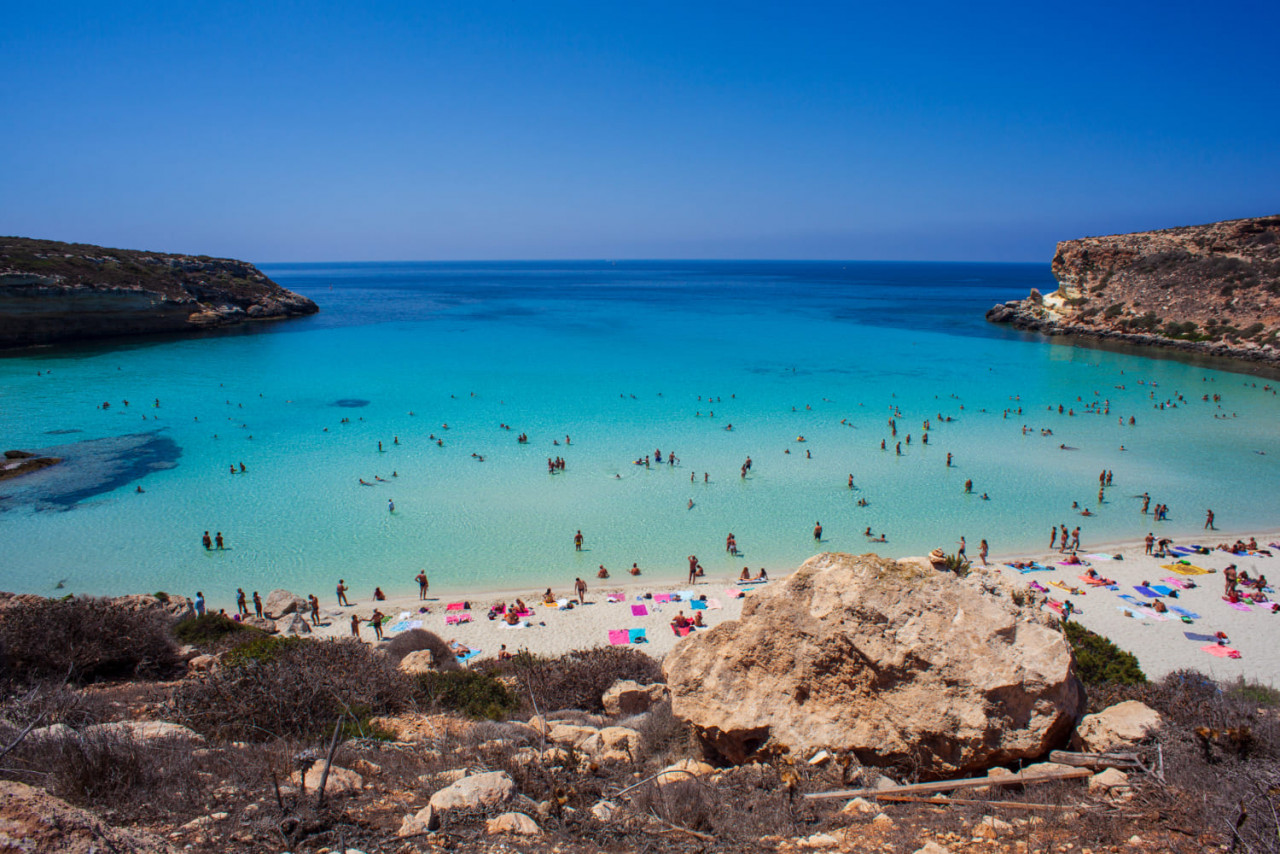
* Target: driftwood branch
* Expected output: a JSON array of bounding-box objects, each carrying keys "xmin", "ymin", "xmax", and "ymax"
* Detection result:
[
  {"xmin": 1049, "ymin": 750, "xmax": 1142, "ymax": 769},
  {"xmin": 648, "ymin": 811, "xmax": 716, "ymax": 842},
  {"xmin": 804, "ymin": 766, "xmax": 1091, "ymax": 801},
  {"xmin": 315, "ymin": 714, "xmax": 345, "ymax": 809},
  {"xmin": 0, "ymin": 711, "xmax": 46, "ymax": 763},
  {"xmin": 877, "ymin": 794, "xmax": 1089, "ymax": 811}
]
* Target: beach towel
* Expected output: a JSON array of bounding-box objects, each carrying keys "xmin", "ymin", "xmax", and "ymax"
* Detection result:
[
  {"xmin": 706, "ymin": 598, "xmax": 723, "ymax": 610},
  {"xmin": 628, "ymin": 628, "xmax": 647, "ymax": 644},
  {"xmin": 1057, "ymin": 561, "xmax": 1090, "ymax": 568},
  {"xmin": 725, "ymin": 588, "xmax": 744, "ymax": 599},
  {"xmin": 608, "ymin": 629, "xmax": 630, "ymax": 645},
  {"xmin": 1083, "ymin": 553, "xmax": 1114, "ymax": 561},
  {"xmin": 675, "ymin": 589, "xmax": 696, "ymax": 600},
  {"xmin": 1162, "ymin": 563, "xmax": 1211, "ymax": 576},
  {"xmin": 672, "ymin": 624, "xmax": 692, "ymax": 637},
  {"xmin": 1225, "ymin": 600, "xmax": 1253, "ymax": 612},
  {"xmin": 388, "ymin": 620, "xmax": 423, "ymax": 633},
  {"xmin": 499, "ymin": 620, "xmax": 528, "ymax": 630},
  {"xmin": 741, "ymin": 578, "xmax": 768, "ymax": 585},
  {"xmin": 1118, "ymin": 606, "xmax": 1149, "ymax": 619},
  {"xmin": 1118, "ymin": 594, "xmax": 1143, "ymax": 605},
  {"xmin": 515, "ymin": 609, "xmax": 534, "ymax": 618},
  {"xmin": 1162, "ymin": 577, "xmax": 1193, "ymax": 589},
  {"xmin": 1079, "ymin": 576, "xmax": 1115, "ymax": 588},
  {"xmin": 1043, "ymin": 599, "xmax": 1064, "ymax": 614},
  {"xmin": 1170, "ymin": 546, "xmax": 1196, "ymax": 555},
  {"xmin": 445, "ymin": 613, "xmax": 472, "ymax": 625},
  {"xmin": 556, "ymin": 598, "xmax": 571, "ymax": 609},
  {"xmin": 446, "ymin": 602, "xmax": 467, "ymax": 611},
  {"xmin": 1201, "ymin": 644, "xmax": 1242, "ymax": 659},
  {"xmin": 653, "ymin": 593, "xmax": 672, "ymax": 604},
  {"xmin": 1029, "ymin": 581, "xmax": 1049, "ymax": 593},
  {"xmin": 631, "ymin": 604, "xmax": 649, "ymax": 617},
  {"xmin": 1008, "ymin": 562, "xmax": 1053, "ymax": 574},
  {"xmin": 456, "ymin": 648, "xmax": 482, "ymax": 663},
  {"xmin": 1169, "ymin": 606, "xmax": 1201, "ymax": 620},
  {"xmin": 1134, "ymin": 586, "xmax": 1161, "ymax": 598},
  {"xmin": 606, "ymin": 593, "xmax": 625, "ymax": 603},
  {"xmin": 690, "ymin": 600, "xmax": 708, "ymax": 610},
  {"xmin": 1184, "ymin": 631, "xmax": 1218, "ymax": 642},
  {"xmin": 1050, "ymin": 581, "xmax": 1083, "ymax": 595},
  {"xmin": 1151, "ymin": 585, "xmax": 1179, "ymax": 597}
]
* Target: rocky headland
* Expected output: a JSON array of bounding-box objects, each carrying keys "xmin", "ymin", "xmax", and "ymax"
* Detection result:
[
  {"xmin": 0, "ymin": 237, "xmax": 318, "ymax": 349},
  {"xmin": 987, "ymin": 215, "xmax": 1280, "ymax": 367}
]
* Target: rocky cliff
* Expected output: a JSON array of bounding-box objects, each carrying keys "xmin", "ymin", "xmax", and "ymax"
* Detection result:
[
  {"xmin": 987, "ymin": 215, "xmax": 1280, "ymax": 366},
  {"xmin": 0, "ymin": 237, "xmax": 318, "ymax": 348}
]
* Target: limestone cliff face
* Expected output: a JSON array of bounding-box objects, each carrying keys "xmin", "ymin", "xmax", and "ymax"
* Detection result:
[
  {"xmin": 988, "ymin": 215, "xmax": 1280, "ymax": 366},
  {"xmin": 0, "ymin": 237, "xmax": 318, "ymax": 349}
]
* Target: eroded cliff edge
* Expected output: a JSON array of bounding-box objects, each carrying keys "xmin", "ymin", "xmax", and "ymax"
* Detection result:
[
  {"xmin": 0, "ymin": 237, "xmax": 318, "ymax": 349},
  {"xmin": 987, "ymin": 215, "xmax": 1280, "ymax": 367}
]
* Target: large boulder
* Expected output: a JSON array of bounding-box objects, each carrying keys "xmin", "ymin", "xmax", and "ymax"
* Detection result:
[
  {"xmin": 602, "ymin": 679, "xmax": 670, "ymax": 716},
  {"xmin": 428, "ymin": 770, "xmax": 516, "ymax": 812},
  {"xmin": 0, "ymin": 780, "xmax": 176, "ymax": 853},
  {"xmin": 399, "ymin": 649, "xmax": 437, "ymax": 674},
  {"xmin": 663, "ymin": 553, "xmax": 1082, "ymax": 776},
  {"xmin": 86, "ymin": 721, "xmax": 205, "ymax": 745},
  {"xmin": 1072, "ymin": 701, "xmax": 1162, "ymax": 752},
  {"xmin": 264, "ymin": 589, "xmax": 307, "ymax": 618}
]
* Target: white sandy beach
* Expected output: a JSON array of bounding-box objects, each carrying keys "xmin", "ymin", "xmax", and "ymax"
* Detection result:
[{"xmin": 299, "ymin": 528, "xmax": 1280, "ymax": 687}]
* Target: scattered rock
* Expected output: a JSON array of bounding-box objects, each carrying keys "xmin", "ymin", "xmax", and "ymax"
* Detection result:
[
  {"xmin": 597, "ymin": 726, "xmax": 642, "ymax": 755},
  {"xmin": 602, "ymin": 679, "xmax": 670, "ymax": 716},
  {"xmin": 0, "ymin": 780, "xmax": 177, "ymax": 853},
  {"xmin": 914, "ymin": 843, "xmax": 952, "ymax": 854},
  {"xmin": 1089, "ymin": 767, "xmax": 1133, "ymax": 802},
  {"xmin": 590, "ymin": 799, "xmax": 619, "ymax": 821},
  {"xmin": 87, "ymin": 721, "xmax": 205, "ymax": 744},
  {"xmin": 263, "ymin": 589, "xmax": 307, "ymax": 617},
  {"xmin": 241, "ymin": 615, "xmax": 276, "ymax": 633},
  {"xmin": 799, "ymin": 832, "xmax": 841, "ymax": 848},
  {"xmin": 973, "ymin": 815, "xmax": 1012, "ymax": 839},
  {"xmin": 871, "ymin": 812, "xmax": 895, "ymax": 829},
  {"xmin": 188, "ymin": 653, "xmax": 216, "ymax": 671},
  {"xmin": 653, "ymin": 759, "xmax": 715, "ymax": 787},
  {"xmin": 428, "ymin": 771, "xmax": 516, "ymax": 812},
  {"xmin": 397, "ymin": 804, "xmax": 437, "ymax": 836},
  {"xmin": 841, "ymin": 797, "xmax": 878, "ymax": 815},
  {"xmin": 290, "ymin": 765, "xmax": 363, "ymax": 795},
  {"xmin": 1073, "ymin": 701, "xmax": 1162, "ymax": 753},
  {"xmin": 664, "ymin": 553, "xmax": 1081, "ymax": 774},
  {"xmin": 349, "ymin": 759, "xmax": 381, "ymax": 777},
  {"xmin": 399, "ymin": 649, "xmax": 436, "ymax": 674},
  {"xmin": 547, "ymin": 723, "xmax": 598, "ymax": 749},
  {"xmin": 807, "ymin": 749, "xmax": 832, "ymax": 765},
  {"xmin": 485, "ymin": 812, "xmax": 541, "ymax": 836}
]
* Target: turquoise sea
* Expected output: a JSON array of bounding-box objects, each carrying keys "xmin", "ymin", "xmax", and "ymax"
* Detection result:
[{"xmin": 2, "ymin": 261, "xmax": 1278, "ymax": 609}]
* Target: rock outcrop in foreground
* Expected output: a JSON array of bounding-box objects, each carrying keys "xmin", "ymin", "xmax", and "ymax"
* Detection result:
[
  {"xmin": 0, "ymin": 236, "xmax": 318, "ymax": 348},
  {"xmin": 663, "ymin": 552, "xmax": 1082, "ymax": 776},
  {"xmin": 987, "ymin": 215, "xmax": 1280, "ymax": 366}
]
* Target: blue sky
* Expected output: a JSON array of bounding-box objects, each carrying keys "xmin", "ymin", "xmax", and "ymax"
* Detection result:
[{"xmin": 3, "ymin": 1, "xmax": 1278, "ymax": 262}]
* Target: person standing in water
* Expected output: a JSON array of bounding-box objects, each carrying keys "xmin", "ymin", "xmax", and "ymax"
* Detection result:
[
  {"xmin": 215, "ymin": 532, "xmax": 224, "ymax": 549},
  {"xmin": 388, "ymin": 498, "xmax": 395, "ymax": 513},
  {"xmin": 813, "ymin": 521, "xmax": 823, "ymax": 541},
  {"xmin": 687, "ymin": 555, "xmax": 699, "ymax": 584},
  {"xmin": 979, "ymin": 539, "xmax": 989, "ymax": 566},
  {"xmin": 574, "ymin": 530, "xmax": 584, "ymax": 551},
  {"xmin": 202, "ymin": 531, "xmax": 212, "ymax": 550},
  {"xmin": 236, "ymin": 588, "xmax": 248, "ymax": 616},
  {"xmin": 416, "ymin": 571, "xmax": 429, "ymax": 599}
]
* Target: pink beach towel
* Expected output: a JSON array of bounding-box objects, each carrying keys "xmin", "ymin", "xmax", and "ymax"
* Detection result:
[
  {"xmin": 608, "ymin": 630, "xmax": 630, "ymax": 645},
  {"xmin": 445, "ymin": 613, "xmax": 472, "ymax": 625},
  {"xmin": 606, "ymin": 593, "xmax": 625, "ymax": 603},
  {"xmin": 1162, "ymin": 577, "xmax": 1192, "ymax": 589},
  {"xmin": 1228, "ymin": 601, "xmax": 1253, "ymax": 612},
  {"xmin": 631, "ymin": 604, "xmax": 649, "ymax": 617},
  {"xmin": 724, "ymin": 588, "xmax": 743, "ymax": 599},
  {"xmin": 446, "ymin": 602, "xmax": 467, "ymax": 611},
  {"xmin": 515, "ymin": 610, "xmax": 534, "ymax": 618},
  {"xmin": 654, "ymin": 593, "xmax": 672, "ymax": 603},
  {"xmin": 1201, "ymin": 643, "xmax": 1242, "ymax": 659},
  {"xmin": 671, "ymin": 625, "xmax": 692, "ymax": 637},
  {"xmin": 706, "ymin": 598, "xmax": 722, "ymax": 610}
]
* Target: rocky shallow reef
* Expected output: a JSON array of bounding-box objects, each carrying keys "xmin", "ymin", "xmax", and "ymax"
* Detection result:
[
  {"xmin": 0, "ymin": 237, "xmax": 317, "ymax": 348},
  {"xmin": 987, "ymin": 215, "xmax": 1280, "ymax": 367}
]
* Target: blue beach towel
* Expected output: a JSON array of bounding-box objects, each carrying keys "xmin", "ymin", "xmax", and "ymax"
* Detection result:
[
  {"xmin": 1151, "ymin": 585, "xmax": 1178, "ymax": 596},
  {"xmin": 1184, "ymin": 631, "xmax": 1218, "ymax": 642},
  {"xmin": 1118, "ymin": 606, "xmax": 1148, "ymax": 619},
  {"xmin": 690, "ymin": 600, "xmax": 708, "ymax": 610},
  {"xmin": 628, "ymin": 628, "xmax": 648, "ymax": 644},
  {"xmin": 1118, "ymin": 594, "xmax": 1143, "ymax": 606},
  {"xmin": 1008, "ymin": 562, "xmax": 1053, "ymax": 574},
  {"xmin": 1134, "ymin": 585, "xmax": 1161, "ymax": 598},
  {"xmin": 456, "ymin": 648, "xmax": 482, "ymax": 663},
  {"xmin": 1170, "ymin": 606, "xmax": 1201, "ymax": 620}
]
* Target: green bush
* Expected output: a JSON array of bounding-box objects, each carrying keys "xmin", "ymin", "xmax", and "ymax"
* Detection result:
[
  {"xmin": 414, "ymin": 670, "xmax": 518, "ymax": 720},
  {"xmin": 222, "ymin": 634, "xmax": 305, "ymax": 668},
  {"xmin": 173, "ymin": 613, "xmax": 252, "ymax": 646},
  {"xmin": 1064, "ymin": 621, "xmax": 1146, "ymax": 687}
]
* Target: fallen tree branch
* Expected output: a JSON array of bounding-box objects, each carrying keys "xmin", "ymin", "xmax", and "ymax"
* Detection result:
[
  {"xmin": 648, "ymin": 810, "xmax": 716, "ymax": 842},
  {"xmin": 1048, "ymin": 750, "xmax": 1142, "ymax": 770},
  {"xmin": 877, "ymin": 795, "xmax": 1088, "ymax": 811},
  {"xmin": 805, "ymin": 766, "xmax": 1091, "ymax": 800}
]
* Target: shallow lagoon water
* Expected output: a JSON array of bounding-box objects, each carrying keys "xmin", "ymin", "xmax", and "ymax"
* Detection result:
[{"xmin": 2, "ymin": 261, "xmax": 1277, "ymax": 608}]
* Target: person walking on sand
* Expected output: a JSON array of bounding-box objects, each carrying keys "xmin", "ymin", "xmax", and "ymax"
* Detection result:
[
  {"xmin": 979, "ymin": 539, "xmax": 989, "ymax": 566},
  {"xmin": 574, "ymin": 577, "xmax": 587, "ymax": 604},
  {"xmin": 1071, "ymin": 526, "xmax": 1081, "ymax": 551},
  {"xmin": 308, "ymin": 594, "xmax": 320, "ymax": 626},
  {"xmin": 958, "ymin": 537, "xmax": 967, "ymax": 561},
  {"xmin": 236, "ymin": 588, "xmax": 248, "ymax": 617},
  {"xmin": 416, "ymin": 571, "xmax": 429, "ymax": 599},
  {"xmin": 1205, "ymin": 509, "xmax": 1216, "ymax": 530},
  {"xmin": 337, "ymin": 579, "xmax": 350, "ymax": 606},
  {"xmin": 371, "ymin": 608, "xmax": 384, "ymax": 641},
  {"xmin": 574, "ymin": 530, "xmax": 583, "ymax": 551},
  {"xmin": 350, "ymin": 613, "xmax": 360, "ymax": 638},
  {"xmin": 1145, "ymin": 532, "xmax": 1154, "ymax": 555},
  {"xmin": 252, "ymin": 591, "xmax": 263, "ymax": 619}
]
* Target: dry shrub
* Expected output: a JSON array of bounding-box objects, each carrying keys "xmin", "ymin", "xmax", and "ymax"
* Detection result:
[
  {"xmin": 171, "ymin": 637, "xmax": 411, "ymax": 740},
  {"xmin": 0, "ymin": 596, "xmax": 179, "ymax": 684},
  {"xmin": 483, "ymin": 646, "xmax": 662, "ymax": 715},
  {"xmin": 381, "ymin": 628, "xmax": 459, "ymax": 670}
]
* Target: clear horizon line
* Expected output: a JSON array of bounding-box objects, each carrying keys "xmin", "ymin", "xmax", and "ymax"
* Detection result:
[{"xmin": 256, "ymin": 257, "xmax": 1051, "ymax": 266}]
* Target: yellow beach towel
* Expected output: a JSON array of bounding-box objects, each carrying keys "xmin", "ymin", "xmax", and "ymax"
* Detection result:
[{"xmin": 1161, "ymin": 563, "xmax": 1211, "ymax": 576}]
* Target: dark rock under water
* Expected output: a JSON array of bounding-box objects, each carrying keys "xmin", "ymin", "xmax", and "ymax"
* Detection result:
[{"xmin": 0, "ymin": 431, "xmax": 180, "ymax": 512}]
